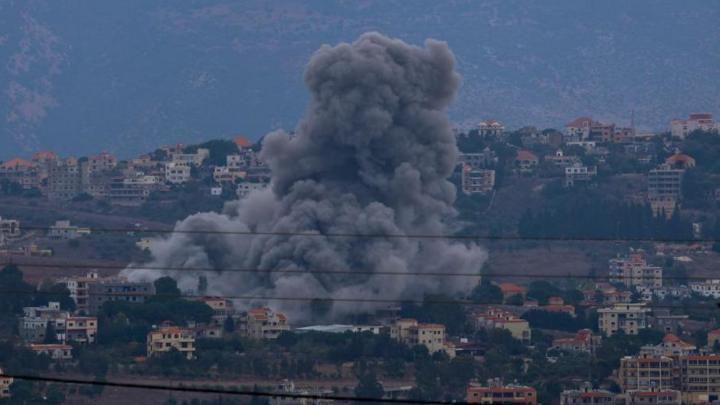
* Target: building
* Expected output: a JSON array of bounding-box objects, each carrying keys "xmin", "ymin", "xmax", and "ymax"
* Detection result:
[
  {"xmin": 0, "ymin": 217, "xmax": 20, "ymax": 240},
  {"xmin": 164, "ymin": 161, "xmax": 192, "ymax": 184},
  {"xmin": 609, "ymin": 249, "xmax": 663, "ymax": 288},
  {"xmin": 459, "ymin": 149, "xmax": 498, "ymax": 169},
  {"xmin": 620, "ymin": 389, "xmax": 681, "ymax": 404},
  {"xmin": 0, "ymin": 367, "xmax": 12, "ymax": 398},
  {"xmin": 86, "ymin": 152, "xmax": 117, "ymax": 174},
  {"xmin": 514, "ymin": 150, "xmax": 539, "ymax": 173},
  {"xmin": 295, "ymin": 324, "xmax": 383, "ymax": 334},
  {"xmin": 560, "ymin": 382, "xmax": 614, "ymax": 404},
  {"xmin": 28, "ymin": 344, "xmax": 73, "ymax": 360},
  {"xmin": 541, "ymin": 296, "xmax": 576, "ymax": 316},
  {"xmin": 147, "ymin": 323, "xmax": 196, "ymax": 360},
  {"xmin": 478, "ymin": 119, "xmax": 505, "ymax": 137},
  {"xmin": 475, "ymin": 308, "xmax": 532, "ymax": 343},
  {"xmin": 57, "ymin": 271, "xmax": 100, "ymax": 314},
  {"xmin": 640, "ymin": 334, "xmax": 696, "ymax": 358},
  {"xmin": 390, "ymin": 318, "xmax": 455, "ymax": 356},
  {"xmin": 19, "ymin": 302, "xmax": 97, "ymax": 344},
  {"xmin": 461, "ymin": 165, "xmax": 495, "ymax": 194},
  {"xmin": 707, "ymin": 329, "xmax": 720, "ymax": 348},
  {"xmin": 619, "ymin": 353, "xmax": 675, "ymax": 392},
  {"xmin": 565, "ymin": 117, "xmax": 594, "ymax": 141},
  {"xmin": 466, "ymin": 380, "xmax": 537, "ymax": 404},
  {"xmin": 564, "ymin": 163, "xmax": 597, "ymax": 187},
  {"xmin": 551, "ymin": 329, "xmax": 601, "ymax": 354},
  {"xmin": 678, "ymin": 353, "xmax": 720, "ymax": 400},
  {"xmin": 0, "ymin": 158, "xmax": 40, "ymax": 189},
  {"xmin": 670, "ymin": 113, "xmax": 719, "ymax": 139},
  {"xmin": 236, "ymin": 182, "xmax": 268, "ymax": 198},
  {"xmin": 648, "ymin": 163, "xmax": 684, "ymax": 202},
  {"xmin": 87, "ymin": 280, "xmax": 156, "ymax": 315},
  {"xmin": 664, "ymin": 152, "xmax": 696, "ymax": 169},
  {"xmin": 597, "ymin": 303, "xmax": 650, "ymax": 336},
  {"xmin": 48, "ymin": 157, "xmax": 83, "ymax": 200},
  {"xmin": 497, "ymin": 283, "xmax": 528, "ymax": 302},
  {"xmin": 169, "ymin": 148, "xmax": 209, "ymax": 167},
  {"xmin": 48, "ymin": 220, "xmax": 90, "ymax": 240},
  {"xmin": 544, "ymin": 149, "xmax": 580, "ymax": 167},
  {"xmin": 689, "ymin": 279, "xmax": 720, "ymax": 298},
  {"xmin": 244, "ymin": 307, "xmax": 290, "ymax": 340}
]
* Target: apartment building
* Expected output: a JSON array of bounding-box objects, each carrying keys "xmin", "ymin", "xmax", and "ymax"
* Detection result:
[
  {"xmin": 670, "ymin": 113, "xmax": 719, "ymax": 139},
  {"xmin": 466, "ymin": 380, "xmax": 537, "ymax": 404},
  {"xmin": 461, "ymin": 165, "xmax": 495, "ymax": 194},
  {"xmin": 0, "ymin": 368, "xmax": 12, "ymax": 398},
  {"xmin": 390, "ymin": 318, "xmax": 455, "ymax": 356},
  {"xmin": 65, "ymin": 316, "xmax": 98, "ymax": 343},
  {"xmin": 48, "ymin": 157, "xmax": 83, "ymax": 200},
  {"xmin": 164, "ymin": 161, "xmax": 192, "ymax": 184},
  {"xmin": 86, "ymin": 152, "xmax": 117, "ymax": 174},
  {"xmin": 609, "ymin": 249, "xmax": 663, "ymax": 289},
  {"xmin": 689, "ymin": 279, "xmax": 720, "ymax": 298},
  {"xmin": 619, "ymin": 353, "xmax": 675, "ymax": 392},
  {"xmin": 244, "ymin": 307, "xmax": 290, "ymax": 340},
  {"xmin": 0, "ymin": 158, "xmax": 40, "ymax": 189},
  {"xmin": 559, "ymin": 382, "xmax": 613, "ymax": 404},
  {"xmin": 58, "ymin": 271, "xmax": 100, "ymax": 314},
  {"xmin": 19, "ymin": 302, "xmax": 97, "ymax": 344},
  {"xmin": 48, "ymin": 220, "xmax": 90, "ymax": 240},
  {"xmin": 564, "ymin": 163, "xmax": 597, "ymax": 187},
  {"xmin": 87, "ymin": 280, "xmax": 156, "ymax": 315},
  {"xmin": 597, "ymin": 303, "xmax": 650, "ymax": 336},
  {"xmin": 28, "ymin": 344, "xmax": 73, "ymax": 360},
  {"xmin": 620, "ymin": 389, "xmax": 681, "ymax": 404},
  {"xmin": 551, "ymin": 329, "xmax": 601, "ymax": 354},
  {"xmin": 648, "ymin": 163, "xmax": 684, "ymax": 201},
  {"xmin": 478, "ymin": 119, "xmax": 505, "ymax": 137},
  {"xmin": 678, "ymin": 354, "xmax": 720, "ymax": 402},
  {"xmin": 169, "ymin": 148, "xmax": 209, "ymax": 166},
  {"xmin": 544, "ymin": 149, "xmax": 580, "ymax": 167},
  {"xmin": 565, "ymin": 117, "xmax": 593, "ymax": 141},
  {"xmin": 475, "ymin": 308, "xmax": 531, "ymax": 343},
  {"xmin": 640, "ymin": 334, "xmax": 696, "ymax": 358},
  {"xmin": 147, "ymin": 323, "xmax": 196, "ymax": 360},
  {"xmin": 459, "ymin": 149, "xmax": 498, "ymax": 169}
]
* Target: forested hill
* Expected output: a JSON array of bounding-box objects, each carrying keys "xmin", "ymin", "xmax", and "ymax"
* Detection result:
[{"xmin": 1, "ymin": 0, "xmax": 719, "ymax": 158}]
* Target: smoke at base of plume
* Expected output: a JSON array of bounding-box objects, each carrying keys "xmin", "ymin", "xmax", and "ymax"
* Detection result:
[{"xmin": 123, "ymin": 32, "xmax": 486, "ymax": 319}]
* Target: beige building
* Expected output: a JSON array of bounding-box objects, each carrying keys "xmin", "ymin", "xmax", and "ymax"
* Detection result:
[
  {"xmin": 597, "ymin": 303, "xmax": 650, "ymax": 336},
  {"xmin": 466, "ymin": 380, "xmax": 537, "ymax": 404},
  {"xmin": 390, "ymin": 318, "xmax": 455, "ymax": 357},
  {"xmin": 670, "ymin": 113, "xmax": 719, "ymax": 139},
  {"xmin": 609, "ymin": 249, "xmax": 663, "ymax": 288},
  {"xmin": 679, "ymin": 354, "xmax": 720, "ymax": 401},
  {"xmin": 475, "ymin": 308, "xmax": 531, "ymax": 343},
  {"xmin": 620, "ymin": 389, "xmax": 681, "ymax": 404},
  {"xmin": 245, "ymin": 307, "xmax": 290, "ymax": 340},
  {"xmin": 619, "ymin": 353, "xmax": 675, "ymax": 392},
  {"xmin": 147, "ymin": 324, "xmax": 196, "ymax": 360},
  {"xmin": 560, "ymin": 382, "xmax": 613, "ymax": 404},
  {"xmin": 28, "ymin": 344, "xmax": 73, "ymax": 360},
  {"xmin": 0, "ymin": 368, "xmax": 12, "ymax": 399}
]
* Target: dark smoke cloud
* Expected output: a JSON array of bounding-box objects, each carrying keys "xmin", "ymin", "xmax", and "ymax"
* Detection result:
[{"xmin": 123, "ymin": 33, "xmax": 485, "ymax": 319}]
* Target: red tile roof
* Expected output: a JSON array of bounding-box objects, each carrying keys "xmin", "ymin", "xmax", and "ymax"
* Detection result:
[{"xmin": 566, "ymin": 117, "xmax": 593, "ymax": 127}]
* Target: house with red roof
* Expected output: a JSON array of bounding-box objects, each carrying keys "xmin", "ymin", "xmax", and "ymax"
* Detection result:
[
  {"xmin": 514, "ymin": 150, "xmax": 539, "ymax": 173},
  {"xmin": 244, "ymin": 307, "xmax": 290, "ymax": 340},
  {"xmin": 551, "ymin": 329, "xmax": 601, "ymax": 354},
  {"xmin": 665, "ymin": 152, "xmax": 696, "ymax": 169},
  {"xmin": 497, "ymin": 282, "xmax": 527, "ymax": 302}
]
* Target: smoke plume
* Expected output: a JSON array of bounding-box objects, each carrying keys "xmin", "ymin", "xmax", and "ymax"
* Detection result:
[{"xmin": 124, "ymin": 33, "xmax": 486, "ymax": 319}]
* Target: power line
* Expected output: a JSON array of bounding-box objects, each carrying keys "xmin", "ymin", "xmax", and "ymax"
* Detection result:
[
  {"xmin": 0, "ymin": 260, "xmax": 716, "ymax": 282},
  {"xmin": 19, "ymin": 224, "xmax": 716, "ymax": 243},
  {"xmin": 0, "ymin": 373, "xmax": 458, "ymax": 404},
  {"xmin": 2, "ymin": 287, "xmax": 718, "ymax": 311}
]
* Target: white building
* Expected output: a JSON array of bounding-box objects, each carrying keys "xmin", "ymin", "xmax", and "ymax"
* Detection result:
[
  {"xmin": 164, "ymin": 161, "xmax": 192, "ymax": 184},
  {"xmin": 0, "ymin": 368, "xmax": 12, "ymax": 398},
  {"xmin": 564, "ymin": 163, "xmax": 597, "ymax": 187},
  {"xmin": 48, "ymin": 220, "xmax": 90, "ymax": 240},
  {"xmin": 478, "ymin": 119, "xmax": 505, "ymax": 137},
  {"xmin": 170, "ymin": 148, "xmax": 209, "ymax": 166},
  {"xmin": 236, "ymin": 182, "xmax": 268, "ymax": 198},
  {"xmin": 670, "ymin": 113, "xmax": 719, "ymax": 139},
  {"xmin": 689, "ymin": 279, "xmax": 720, "ymax": 298}
]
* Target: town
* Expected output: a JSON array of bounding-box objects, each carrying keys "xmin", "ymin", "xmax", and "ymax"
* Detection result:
[{"xmin": 1, "ymin": 112, "xmax": 720, "ymax": 404}]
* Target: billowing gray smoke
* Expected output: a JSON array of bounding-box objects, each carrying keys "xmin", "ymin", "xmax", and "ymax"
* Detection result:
[{"xmin": 123, "ymin": 32, "xmax": 486, "ymax": 320}]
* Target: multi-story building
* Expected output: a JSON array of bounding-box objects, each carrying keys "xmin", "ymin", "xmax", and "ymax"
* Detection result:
[
  {"xmin": 47, "ymin": 220, "xmax": 90, "ymax": 240},
  {"xmin": 48, "ymin": 157, "xmax": 83, "ymax": 200},
  {"xmin": 28, "ymin": 343, "xmax": 73, "ymax": 360},
  {"xmin": 169, "ymin": 148, "xmax": 209, "ymax": 167},
  {"xmin": 678, "ymin": 353, "xmax": 720, "ymax": 401},
  {"xmin": 19, "ymin": 302, "xmax": 97, "ymax": 344},
  {"xmin": 565, "ymin": 117, "xmax": 593, "ymax": 141},
  {"xmin": 689, "ymin": 279, "xmax": 720, "ymax": 298},
  {"xmin": 640, "ymin": 334, "xmax": 696, "ymax": 358},
  {"xmin": 620, "ymin": 389, "xmax": 681, "ymax": 404},
  {"xmin": 560, "ymin": 382, "xmax": 614, "ymax": 404},
  {"xmin": 544, "ymin": 149, "xmax": 580, "ymax": 167},
  {"xmin": 564, "ymin": 163, "xmax": 597, "ymax": 187},
  {"xmin": 244, "ymin": 307, "xmax": 290, "ymax": 340},
  {"xmin": 236, "ymin": 182, "xmax": 268, "ymax": 198},
  {"xmin": 0, "ymin": 217, "xmax": 20, "ymax": 240},
  {"xmin": 87, "ymin": 280, "xmax": 156, "ymax": 315},
  {"xmin": 648, "ymin": 163, "xmax": 684, "ymax": 201},
  {"xmin": 670, "ymin": 113, "xmax": 719, "ymax": 139},
  {"xmin": 390, "ymin": 318, "xmax": 455, "ymax": 356},
  {"xmin": 609, "ymin": 249, "xmax": 663, "ymax": 289},
  {"xmin": 514, "ymin": 150, "xmax": 539, "ymax": 173},
  {"xmin": 475, "ymin": 308, "xmax": 531, "ymax": 343},
  {"xmin": 58, "ymin": 272, "xmax": 100, "ymax": 314},
  {"xmin": 0, "ymin": 158, "xmax": 40, "ymax": 189},
  {"xmin": 466, "ymin": 380, "xmax": 537, "ymax": 404},
  {"xmin": 461, "ymin": 165, "xmax": 495, "ymax": 194},
  {"xmin": 86, "ymin": 152, "xmax": 117, "ymax": 174},
  {"xmin": 0, "ymin": 367, "xmax": 12, "ymax": 398},
  {"xmin": 164, "ymin": 161, "xmax": 192, "ymax": 184},
  {"xmin": 551, "ymin": 329, "xmax": 601, "ymax": 354},
  {"xmin": 147, "ymin": 323, "xmax": 196, "ymax": 360},
  {"xmin": 597, "ymin": 303, "xmax": 650, "ymax": 336},
  {"xmin": 478, "ymin": 119, "xmax": 505, "ymax": 138},
  {"xmin": 619, "ymin": 353, "xmax": 675, "ymax": 392},
  {"xmin": 459, "ymin": 149, "xmax": 498, "ymax": 169},
  {"xmin": 664, "ymin": 152, "xmax": 696, "ymax": 169}
]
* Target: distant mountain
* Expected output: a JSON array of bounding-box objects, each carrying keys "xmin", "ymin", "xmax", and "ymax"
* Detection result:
[{"xmin": 1, "ymin": 0, "xmax": 719, "ymax": 159}]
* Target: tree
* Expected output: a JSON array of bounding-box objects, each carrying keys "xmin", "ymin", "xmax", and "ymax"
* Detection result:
[
  {"xmin": 44, "ymin": 322, "xmax": 59, "ymax": 344},
  {"xmin": 470, "ymin": 279, "xmax": 503, "ymax": 304},
  {"xmin": 153, "ymin": 276, "xmax": 181, "ymax": 301},
  {"xmin": 354, "ymin": 371, "xmax": 384, "ymax": 400},
  {"xmin": 223, "ymin": 316, "xmax": 235, "ymax": 333},
  {"xmin": 506, "ymin": 294, "xmax": 524, "ymax": 306}
]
